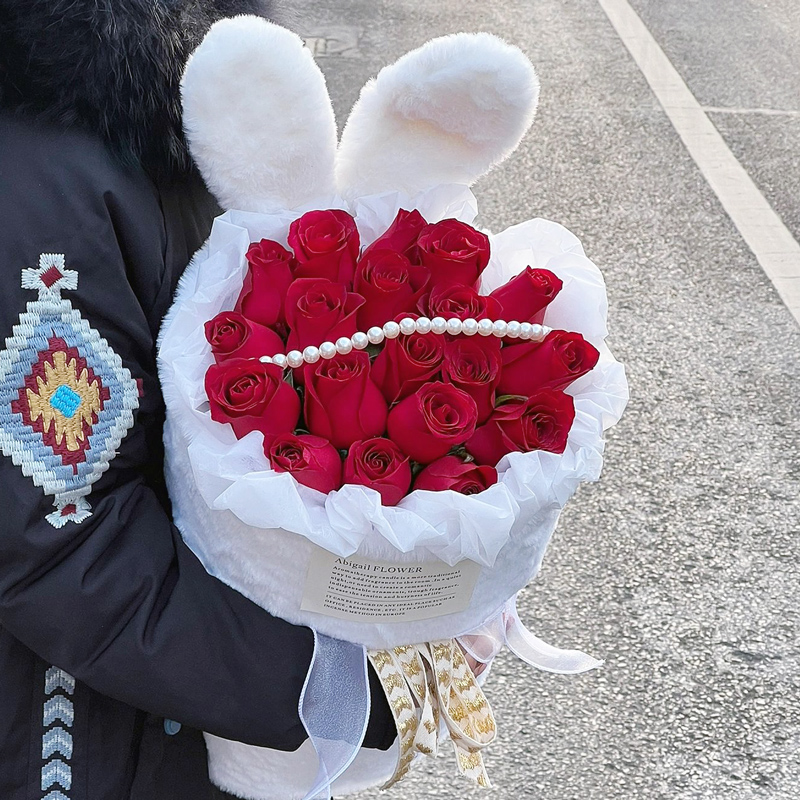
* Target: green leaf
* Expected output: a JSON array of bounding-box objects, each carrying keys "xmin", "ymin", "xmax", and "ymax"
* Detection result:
[
  {"xmin": 495, "ymin": 394, "xmax": 527, "ymax": 406},
  {"xmin": 447, "ymin": 445, "xmax": 473, "ymax": 462},
  {"xmin": 410, "ymin": 460, "xmax": 426, "ymax": 479}
]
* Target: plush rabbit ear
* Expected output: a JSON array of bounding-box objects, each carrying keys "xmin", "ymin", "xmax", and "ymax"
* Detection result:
[
  {"xmin": 335, "ymin": 33, "xmax": 540, "ymax": 200},
  {"xmin": 181, "ymin": 16, "xmax": 337, "ymax": 212}
]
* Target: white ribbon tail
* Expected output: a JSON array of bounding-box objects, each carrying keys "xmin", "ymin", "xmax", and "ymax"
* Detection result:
[
  {"xmin": 504, "ymin": 612, "xmax": 602, "ymax": 674},
  {"xmin": 458, "ymin": 596, "xmax": 603, "ymax": 675},
  {"xmin": 300, "ymin": 634, "xmax": 370, "ymax": 800}
]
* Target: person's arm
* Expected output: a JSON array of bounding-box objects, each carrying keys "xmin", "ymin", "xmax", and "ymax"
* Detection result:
[{"xmin": 0, "ymin": 117, "xmax": 395, "ymax": 751}]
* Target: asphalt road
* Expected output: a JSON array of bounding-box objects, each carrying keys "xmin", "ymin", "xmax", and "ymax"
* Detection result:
[{"xmin": 291, "ymin": 1, "xmax": 800, "ymax": 797}]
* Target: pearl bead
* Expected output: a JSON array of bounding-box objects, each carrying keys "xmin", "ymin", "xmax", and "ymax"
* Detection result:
[
  {"xmin": 287, "ymin": 350, "xmax": 304, "ymax": 368},
  {"xmin": 446, "ymin": 318, "xmax": 463, "ymax": 335},
  {"xmin": 506, "ymin": 321, "xmax": 521, "ymax": 338},
  {"xmin": 335, "ymin": 337, "xmax": 353, "ymax": 355},
  {"xmin": 478, "ymin": 319, "xmax": 494, "ymax": 336},
  {"xmin": 302, "ymin": 346, "xmax": 320, "ymax": 364},
  {"xmin": 319, "ymin": 342, "xmax": 337, "ymax": 359},
  {"xmin": 519, "ymin": 322, "xmax": 533, "ymax": 339},
  {"xmin": 399, "ymin": 317, "xmax": 417, "ymax": 336},
  {"xmin": 272, "ymin": 353, "xmax": 287, "ymax": 367},
  {"xmin": 383, "ymin": 321, "xmax": 401, "ymax": 339},
  {"xmin": 541, "ymin": 325, "xmax": 553, "ymax": 338},
  {"xmin": 462, "ymin": 318, "xmax": 479, "ymax": 336},
  {"xmin": 492, "ymin": 320, "xmax": 508, "ymax": 337},
  {"xmin": 431, "ymin": 317, "xmax": 447, "ymax": 335},
  {"xmin": 367, "ymin": 326, "xmax": 385, "ymax": 345},
  {"xmin": 351, "ymin": 332, "xmax": 369, "ymax": 350},
  {"xmin": 415, "ymin": 317, "xmax": 432, "ymax": 334},
  {"xmin": 530, "ymin": 324, "xmax": 544, "ymax": 341},
  {"xmin": 259, "ymin": 355, "xmax": 273, "ymax": 364}
]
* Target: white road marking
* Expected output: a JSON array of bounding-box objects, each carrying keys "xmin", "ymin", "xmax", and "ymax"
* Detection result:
[
  {"xmin": 597, "ymin": 0, "xmax": 800, "ymax": 325},
  {"xmin": 703, "ymin": 106, "xmax": 800, "ymax": 117}
]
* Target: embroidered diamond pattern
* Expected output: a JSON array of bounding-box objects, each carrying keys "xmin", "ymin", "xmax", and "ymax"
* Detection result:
[
  {"xmin": 0, "ymin": 256, "xmax": 139, "ymax": 526},
  {"xmin": 11, "ymin": 338, "xmax": 111, "ymax": 471}
]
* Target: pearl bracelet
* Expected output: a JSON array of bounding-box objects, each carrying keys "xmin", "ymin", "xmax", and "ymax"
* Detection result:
[{"xmin": 259, "ymin": 317, "xmax": 552, "ymax": 369}]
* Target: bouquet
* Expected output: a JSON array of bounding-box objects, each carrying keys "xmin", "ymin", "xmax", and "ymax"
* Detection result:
[
  {"xmin": 204, "ymin": 207, "xmax": 598, "ymax": 504},
  {"xmin": 158, "ymin": 17, "xmax": 628, "ymax": 800}
]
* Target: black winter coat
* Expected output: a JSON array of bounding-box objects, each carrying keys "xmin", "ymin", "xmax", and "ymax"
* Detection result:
[{"xmin": 0, "ymin": 3, "xmax": 393, "ymax": 799}]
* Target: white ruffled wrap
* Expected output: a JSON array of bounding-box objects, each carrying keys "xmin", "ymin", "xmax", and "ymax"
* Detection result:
[{"xmin": 157, "ymin": 184, "xmax": 628, "ymax": 799}]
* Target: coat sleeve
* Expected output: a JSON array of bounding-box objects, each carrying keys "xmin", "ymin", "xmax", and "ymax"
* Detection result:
[{"xmin": 0, "ymin": 117, "xmax": 396, "ymax": 752}]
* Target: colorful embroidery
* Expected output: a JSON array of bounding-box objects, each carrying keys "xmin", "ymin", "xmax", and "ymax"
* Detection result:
[
  {"xmin": 42, "ymin": 667, "xmax": 74, "ymax": 800},
  {"xmin": 0, "ymin": 255, "xmax": 139, "ymax": 527}
]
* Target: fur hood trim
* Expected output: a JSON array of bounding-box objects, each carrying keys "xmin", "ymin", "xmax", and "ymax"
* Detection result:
[{"xmin": 0, "ymin": 0, "xmax": 285, "ymax": 178}]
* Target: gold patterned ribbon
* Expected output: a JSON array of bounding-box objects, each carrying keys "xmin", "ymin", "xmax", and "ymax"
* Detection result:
[{"xmin": 367, "ymin": 640, "xmax": 496, "ymax": 789}]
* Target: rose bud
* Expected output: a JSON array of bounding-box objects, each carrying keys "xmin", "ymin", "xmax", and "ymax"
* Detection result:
[
  {"xmin": 371, "ymin": 314, "xmax": 445, "ymax": 404},
  {"xmin": 442, "ymin": 338, "xmax": 502, "ymax": 423},
  {"xmin": 423, "ymin": 283, "xmax": 502, "ymax": 322},
  {"xmin": 361, "ymin": 208, "xmax": 428, "ymax": 261},
  {"xmin": 387, "ymin": 381, "xmax": 478, "ymax": 464},
  {"xmin": 344, "ymin": 438, "xmax": 412, "ymax": 506},
  {"xmin": 235, "ymin": 239, "xmax": 295, "ymax": 328},
  {"xmin": 413, "ymin": 455, "xmax": 498, "ymax": 495},
  {"xmin": 204, "ymin": 311, "xmax": 284, "ymax": 364},
  {"xmin": 305, "ymin": 351, "xmax": 389, "ymax": 450},
  {"xmin": 288, "ymin": 209, "xmax": 360, "ymax": 284},
  {"xmin": 354, "ymin": 250, "xmax": 429, "ymax": 331},
  {"xmin": 489, "ymin": 267, "xmax": 562, "ymax": 326},
  {"xmin": 205, "ymin": 359, "xmax": 300, "ymax": 444},
  {"xmin": 466, "ymin": 390, "xmax": 575, "ymax": 465},
  {"xmin": 267, "ymin": 433, "xmax": 342, "ymax": 494},
  {"xmin": 284, "ymin": 278, "xmax": 365, "ymax": 353},
  {"xmin": 416, "ymin": 218, "xmax": 490, "ymax": 288},
  {"xmin": 498, "ymin": 330, "xmax": 600, "ymax": 395}
]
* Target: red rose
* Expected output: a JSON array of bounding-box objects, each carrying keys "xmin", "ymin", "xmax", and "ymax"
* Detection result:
[
  {"xmin": 489, "ymin": 267, "xmax": 562, "ymax": 326},
  {"xmin": 205, "ymin": 359, "xmax": 300, "ymax": 443},
  {"xmin": 361, "ymin": 208, "xmax": 428, "ymax": 260},
  {"xmin": 235, "ymin": 239, "xmax": 295, "ymax": 328},
  {"xmin": 466, "ymin": 391, "xmax": 575, "ymax": 464},
  {"xmin": 442, "ymin": 337, "xmax": 502, "ymax": 423},
  {"xmin": 387, "ymin": 382, "xmax": 478, "ymax": 464},
  {"xmin": 344, "ymin": 438, "xmax": 411, "ymax": 506},
  {"xmin": 413, "ymin": 456, "xmax": 498, "ymax": 495},
  {"xmin": 416, "ymin": 219, "xmax": 490, "ymax": 288},
  {"xmin": 288, "ymin": 209, "xmax": 360, "ymax": 284},
  {"xmin": 498, "ymin": 330, "xmax": 600, "ymax": 395},
  {"xmin": 423, "ymin": 283, "xmax": 502, "ymax": 322},
  {"xmin": 284, "ymin": 278, "xmax": 364, "ymax": 353},
  {"xmin": 267, "ymin": 433, "xmax": 342, "ymax": 494},
  {"xmin": 354, "ymin": 250, "xmax": 429, "ymax": 331},
  {"xmin": 204, "ymin": 311, "xmax": 284, "ymax": 363},
  {"xmin": 371, "ymin": 314, "xmax": 445, "ymax": 404},
  {"xmin": 304, "ymin": 351, "xmax": 388, "ymax": 449}
]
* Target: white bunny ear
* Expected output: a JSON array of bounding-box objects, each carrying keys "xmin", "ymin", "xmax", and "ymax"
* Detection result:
[
  {"xmin": 181, "ymin": 16, "xmax": 337, "ymax": 212},
  {"xmin": 335, "ymin": 33, "xmax": 540, "ymax": 200}
]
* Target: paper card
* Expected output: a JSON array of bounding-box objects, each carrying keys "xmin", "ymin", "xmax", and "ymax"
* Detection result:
[{"xmin": 300, "ymin": 547, "xmax": 481, "ymax": 623}]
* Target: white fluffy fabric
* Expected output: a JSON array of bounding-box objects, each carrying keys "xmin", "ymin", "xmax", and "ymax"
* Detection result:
[
  {"xmin": 205, "ymin": 734, "xmax": 398, "ymax": 800},
  {"xmin": 335, "ymin": 33, "xmax": 540, "ymax": 199},
  {"xmin": 181, "ymin": 16, "xmax": 337, "ymax": 212}
]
